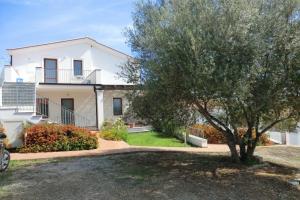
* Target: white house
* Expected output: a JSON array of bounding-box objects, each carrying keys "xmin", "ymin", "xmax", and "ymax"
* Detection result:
[{"xmin": 0, "ymin": 37, "xmax": 133, "ymax": 147}]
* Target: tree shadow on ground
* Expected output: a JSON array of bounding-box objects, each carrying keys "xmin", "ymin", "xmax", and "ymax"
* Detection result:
[{"xmin": 109, "ymin": 152, "xmax": 300, "ymax": 199}]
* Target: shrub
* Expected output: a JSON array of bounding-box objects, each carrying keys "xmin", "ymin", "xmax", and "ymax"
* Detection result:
[
  {"xmin": 99, "ymin": 118, "xmax": 128, "ymax": 141},
  {"xmin": 0, "ymin": 123, "xmax": 4, "ymax": 133},
  {"xmin": 0, "ymin": 123, "xmax": 10, "ymax": 148},
  {"xmin": 19, "ymin": 124, "xmax": 98, "ymax": 153},
  {"xmin": 190, "ymin": 124, "xmax": 271, "ymax": 146}
]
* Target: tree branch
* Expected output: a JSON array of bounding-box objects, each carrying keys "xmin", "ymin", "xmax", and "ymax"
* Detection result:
[
  {"xmin": 258, "ymin": 115, "xmax": 292, "ymax": 136},
  {"xmin": 195, "ymin": 101, "xmax": 231, "ymax": 134}
]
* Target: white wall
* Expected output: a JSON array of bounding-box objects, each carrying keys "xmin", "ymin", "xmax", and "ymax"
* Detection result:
[
  {"xmin": 103, "ymin": 90, "xmax": 129, "ymax": 123},
  {"xmin": 286, "ymin": 132, "xmax": 300, "ymax": 146},
  {"xmin": 268, "ymin": 131, "xmax": 300, "ymax": 146},
  {"xmin": 7, "ymin": 39, "xmax": 130, "ymax": 85},
  {"xmin": 0, "ymin": 108, "xmax": 36, "ymax": 148},
  {"xmin": 37, "ymin": 88, "xmax": 129, "ymax": 128}
]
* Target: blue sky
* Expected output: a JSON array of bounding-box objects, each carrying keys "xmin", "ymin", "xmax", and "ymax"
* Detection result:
[{"xmin": 0, "ymin": 0, "xmax": 135, "ymax": 69}]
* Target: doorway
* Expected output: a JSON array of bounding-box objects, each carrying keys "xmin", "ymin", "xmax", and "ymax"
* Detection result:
[{"xmin": 61, "ymin": 98, "xmax": 75, "ymax": 125}]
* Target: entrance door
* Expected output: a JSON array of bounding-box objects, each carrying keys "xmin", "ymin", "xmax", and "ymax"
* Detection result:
[
  {"xmin": 44, "ymin": 58, "xmax": 57, "ymax": 83},
  {"xmin": 61, "ymin": 98, "xmax": 75, "ymax": 125}
]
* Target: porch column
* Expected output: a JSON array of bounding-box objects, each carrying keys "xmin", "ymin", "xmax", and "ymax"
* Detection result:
[
  {"xmin": 0, "ymin": 86, "xmax": 2, "ymax": 107},
  {"xmin": 96, "ymin": 90, "xmax": 104, "ymax": 129}
]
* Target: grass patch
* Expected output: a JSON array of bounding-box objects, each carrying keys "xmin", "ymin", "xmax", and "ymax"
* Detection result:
[
  {"xmin": 8, "ymin": 159, "xmax": 54, "ymax": 171},
  {"xmin": 127, "ymin": 131, "xmax": 191, "ymax": 147}
]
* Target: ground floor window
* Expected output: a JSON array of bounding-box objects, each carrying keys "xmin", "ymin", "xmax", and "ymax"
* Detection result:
[
  {"xmin": 113, "ymin": 98, "xmax": 122, "ymax": 116},
  {"xmin": 36, "ymin": 98, "xmax": 49, "ymax": 118}
]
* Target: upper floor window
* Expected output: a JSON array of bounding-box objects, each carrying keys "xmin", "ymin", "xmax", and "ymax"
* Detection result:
[
  {"xmin": 113, "ymin": 98, "xmax": 123, "ymax": 116},
  {"xmin": 73, "ymin": 60, "xmax": 83, "ymax": 76}
]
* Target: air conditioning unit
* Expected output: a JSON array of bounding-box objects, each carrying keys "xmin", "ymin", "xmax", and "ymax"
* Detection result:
[{"xmin": 75, "ymin": 75, "xmax": 84, "ymax": 79}]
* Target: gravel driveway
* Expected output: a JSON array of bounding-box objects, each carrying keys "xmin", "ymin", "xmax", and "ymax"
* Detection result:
[{"xmin": 0, "ymin": 152, "xmax": 299, "ymax": 200}]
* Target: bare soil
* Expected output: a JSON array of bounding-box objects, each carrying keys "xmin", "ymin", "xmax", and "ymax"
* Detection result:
[{"xmin": 0, "ymin": 152, "xmax": 299, "ymax": 200}]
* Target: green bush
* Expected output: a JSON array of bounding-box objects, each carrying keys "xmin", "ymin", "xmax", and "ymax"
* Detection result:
[
  {"xmin": 100, "ymin": 118, "xmax": 128, "ymax": 141},
  {"xmin": 19, "ymin": 124, "xmax": 98, "ymax": 153}
]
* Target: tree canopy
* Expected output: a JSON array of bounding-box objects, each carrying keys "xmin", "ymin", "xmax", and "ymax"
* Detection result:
[{"xmin": 122, "ymin": 0, "xmax": 300, "ymax": 162}]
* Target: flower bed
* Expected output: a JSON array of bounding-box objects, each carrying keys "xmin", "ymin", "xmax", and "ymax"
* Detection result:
[{"xmin": 19, "ymin": 124, "xmax": 98, "ymax": 153}]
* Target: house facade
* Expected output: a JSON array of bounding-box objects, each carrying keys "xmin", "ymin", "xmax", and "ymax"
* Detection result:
[{"xmin": 0, "ymin": 37, "xmax": 133, "ymax": 147}]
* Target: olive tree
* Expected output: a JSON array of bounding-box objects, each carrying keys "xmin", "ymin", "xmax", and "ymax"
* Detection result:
[{"xmin": 122, "ymin": 0, "xmax": 300, "ymax": 162}]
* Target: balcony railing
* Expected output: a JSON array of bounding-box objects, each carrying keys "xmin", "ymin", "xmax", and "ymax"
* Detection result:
[{"xmin": 35, "ymin": 68, "xmax": 101, "ymax": 84}]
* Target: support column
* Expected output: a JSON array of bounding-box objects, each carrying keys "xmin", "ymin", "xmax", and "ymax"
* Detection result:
[
  {"xmin": 96, "ymin": 90, "xmax": 104, "ymax": 129},
  {"xmin": 0, "ymin": 86, "xmax": 2, "ymax": 107}
]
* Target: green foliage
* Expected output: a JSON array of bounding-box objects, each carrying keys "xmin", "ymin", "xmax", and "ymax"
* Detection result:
[
  {"xmin": 125, "ymin": 89, "xmax": 198, "ymax": 135},
  {"xmin": 123, "ymin": 0, "xmax": 300, "ymax": 162},
  {"xmin": 19, "ymin": 124, "xmax": 98, "ymax": 153},
  {"xmin": 100, "ymin": 119, "xmax": 128, "ymax": 141}
]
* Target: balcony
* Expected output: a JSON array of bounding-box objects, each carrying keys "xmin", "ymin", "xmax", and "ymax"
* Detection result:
[{"xmin": 35, "ymin": 68, "xmax": 101, "ymax": 84}]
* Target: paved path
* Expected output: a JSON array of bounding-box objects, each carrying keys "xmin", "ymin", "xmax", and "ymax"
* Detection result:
[
  {"xmin": 256, "ymin": 145, "xmax": 300, "ymax": 169},
  {"xmin": 11, "ymin": 138, "xmax": 230, "ymax": 160}
]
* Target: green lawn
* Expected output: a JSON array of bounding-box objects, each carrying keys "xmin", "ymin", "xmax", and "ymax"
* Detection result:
[{"xmin": 127, "ymin": 131, "xmax": 190, "ymax": 147}]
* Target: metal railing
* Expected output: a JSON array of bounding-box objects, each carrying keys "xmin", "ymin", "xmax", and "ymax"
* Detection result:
[
  {"xmin": 36, "ymin": 95, "xmax": 92, "ymax": 128},
  {"xmin": 83, "ymin": 69, "xmax": 101, "ymax": 84},
  {"xmin": 36, "ymin": 68, "xmax": 94, "ymax": 84}
]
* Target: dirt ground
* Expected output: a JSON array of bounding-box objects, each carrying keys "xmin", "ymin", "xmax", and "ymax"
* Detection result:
[{"xmin": 0, "ymin": 152, "xmax": 299, "ymax": 200}]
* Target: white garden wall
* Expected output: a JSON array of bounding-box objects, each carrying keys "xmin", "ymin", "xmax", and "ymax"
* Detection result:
[{"xmin": 268, "ymin": 131, "xmax": 300, "ymax": 146}]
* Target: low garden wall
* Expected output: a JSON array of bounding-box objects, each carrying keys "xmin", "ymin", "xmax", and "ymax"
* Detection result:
[{"xmin": 187, "ymin": 134, "xmax": 207, "ymax": 148}]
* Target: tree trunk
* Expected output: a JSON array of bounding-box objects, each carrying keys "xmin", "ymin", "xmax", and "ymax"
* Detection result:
[
  {"xmin": 238, "ymin": 141, "xmax": 258, "ymax": 163},
  {"xmin": 225, "ymin": 131, "xmax": 240, "ymax": 163},
  {"xmin": 246, "ymin": 144, "xmax": 256, "ymax": 160},
  {"xmin": 227, "ymin": 141, "xmax": 240, "ymax": 163},
  {"xmin": 239, "ymin": 142, "xmax": 247, "ymax": 161}
]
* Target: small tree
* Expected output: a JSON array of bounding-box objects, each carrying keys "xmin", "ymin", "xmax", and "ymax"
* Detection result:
[{"xmin": 122, "ymin": 0, "xmax": 300, "ymax": 162}]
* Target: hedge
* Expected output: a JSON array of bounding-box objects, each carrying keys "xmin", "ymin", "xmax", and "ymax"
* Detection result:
[
  {"xmin": 189, "ymin": 124, "xmax": 271, "ymax": 146},
  {"xmin": 19, "ymin": 124, "xmax": 98, "ymax": 153}
]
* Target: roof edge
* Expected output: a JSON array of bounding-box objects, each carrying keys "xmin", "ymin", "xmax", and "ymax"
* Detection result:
[{"xmin": 7, "ymin": 37, "xmax": 133, "ymax": 58}]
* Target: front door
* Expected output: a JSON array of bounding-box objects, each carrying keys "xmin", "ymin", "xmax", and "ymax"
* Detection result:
[
  {"xmin": 44, "ymin": 58, "xmax": 57, "ymax": 83},
  {"xmin": 61, "ymin": 98, "xmax": 74, "ymax": 125}
]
